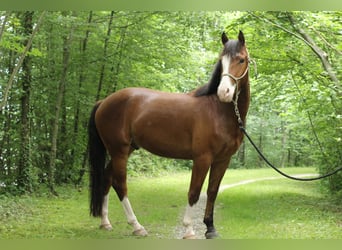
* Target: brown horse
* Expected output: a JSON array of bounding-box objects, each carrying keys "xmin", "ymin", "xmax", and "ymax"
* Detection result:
[{"xmin": 88, "ymin": 31, "xmax": 250, "ymax": 239}]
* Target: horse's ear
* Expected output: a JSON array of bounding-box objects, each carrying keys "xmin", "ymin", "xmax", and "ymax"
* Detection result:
[
  {"xmin": 221, "ymin": 32, "xmax": 228, "ymax": 45},
  {"xmin": 238, "ymin": 30, "xmax": 245, "ymax": 45}
]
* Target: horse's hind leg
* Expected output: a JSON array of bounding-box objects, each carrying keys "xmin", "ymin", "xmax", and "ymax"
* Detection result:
[
  {"xmin": 99, "ymin": 161, "xmax": 114, "ymax": 230},
  {"xmin": 111, "ymin": 151, "xmax": 148, "ymax": 236},
  {"xmin": 100, "ymin": 193, "xmax": 112, "ymax": 230},
  {"xmin": 121, "ymin": 196, "xmax": 147, "ymax": 236}
]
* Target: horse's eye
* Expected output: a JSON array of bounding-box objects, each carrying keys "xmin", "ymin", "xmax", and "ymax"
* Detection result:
[{"xmin": 239, "ymin": 58, "xmax": 245, "ymax": 64}]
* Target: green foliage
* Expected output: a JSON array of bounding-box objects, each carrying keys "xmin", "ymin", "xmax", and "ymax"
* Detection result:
[
  {"xmin": 228, "ymin": 11, "xmax": 342, "ymax": 196},
  {"xmin": 127, "ymin": 150, "xmax": 192, "ymax": 177},
  {"xmin": 0, "ymin": 11, "xmax": 341, "ymax": 197}
]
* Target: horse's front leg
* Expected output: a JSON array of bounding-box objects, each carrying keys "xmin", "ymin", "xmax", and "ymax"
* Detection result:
[
  {"xmin": 182, "ymin": 204, "xmax": 197, "ymax": 239},
  {"xmin": 203, "ymin": 159, "xmax": 230, "ymax": 239},
  {"xmin": 182, "ymin": 156, "xmax": 211, "ymax": 239}
]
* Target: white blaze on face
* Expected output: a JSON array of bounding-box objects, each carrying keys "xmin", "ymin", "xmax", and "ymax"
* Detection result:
[{"xmin": 217, "ymin": 55, "xmax": 236, "ymax": 102}]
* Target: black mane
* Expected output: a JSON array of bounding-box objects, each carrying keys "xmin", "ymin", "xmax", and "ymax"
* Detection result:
[{"xmin": 194, "ymin": 60, "xmax": 222, "ymax": 97}]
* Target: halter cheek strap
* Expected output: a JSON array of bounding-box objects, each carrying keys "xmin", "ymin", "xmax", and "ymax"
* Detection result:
[{"xmin": 221, "ymin": 60, "xmax": 250, "ymax": 83}]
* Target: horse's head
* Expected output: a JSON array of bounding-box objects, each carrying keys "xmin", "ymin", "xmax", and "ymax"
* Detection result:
[{"xmin": 217, "ymin": 31, "xmax": 249, "ymax": 103}]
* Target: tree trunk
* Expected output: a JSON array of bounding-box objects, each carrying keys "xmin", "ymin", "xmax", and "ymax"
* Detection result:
[
  {"xmin": 0, "ymin": 45, "xmax": 16, "ymax": 186},
  {"xmin": 280, "ymin": 120, "xmax": 287, "ymax": 168},
  {"xmin": 74, "ymin": 11, "xmax": 94, "ymax": 185},
  {"xmin": 96, "ymin": 11, "xmax": 115, "ymax": 101},
  {"xmin": 0, "ymin": 105, "xmax": 13, "ymax": 184},
  {"xmin": 252, "ymin": 12, "xmax": 340, "ymax": 91},
  {"xmin": 57, "ymin": 83, "xmax": 68, "ymax": 184},
  {"xmin": 17, "ymin": 11, "xmax": 34, "ymax": 193},
  {"xmin": 108, "ymin": 26, "xmax": 127, "ymax": 94},
  {"xmin": 48, "ymin": 13, "xmax": 73, "ymax": 195},
  {"xmin": 287, "ymin": 13, "xmax": 340, "ymax": 88},
  {"xmin": 237, "ymin": 141, "xmax": 246, "ymax": 167},
  {"xmin": 257, "ymin": 115, "xmax": 265, "ymax": 168},
  {"xmin": 257, "ymin": 133, "xmax": 263, "ymax": 167}
]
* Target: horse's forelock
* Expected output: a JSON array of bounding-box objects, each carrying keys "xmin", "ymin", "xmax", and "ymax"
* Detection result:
[{"xmin": 222, "ymin": 40, "xmax": 244, "ymax": 58}]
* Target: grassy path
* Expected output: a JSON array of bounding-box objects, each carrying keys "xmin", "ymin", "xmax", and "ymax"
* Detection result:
[
  {"xmin": 0, "ymin": 167, "xmax": 341, "ymax": 239},
  {"xmin": 174, "ymin": 173, "xmax": 321, "ymax": 239}
]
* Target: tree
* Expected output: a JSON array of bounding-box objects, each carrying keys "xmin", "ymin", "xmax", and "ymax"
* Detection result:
[
  {"xmin": 48, "ymin": 11, "xmax": 75, "ymax": 195},
  {"xmin": 0, "ymin": 11, "xmax": 340, "ymax": 198},
  {"xmin": 73, "ymin": 11, "xmax": 93, "ymax": 185},
  {"xmin": 17, "ymin": 11, "xmax": 34, "ymax": 193},
  {"xmin": 0, "ymin": 11, "xmax": 45, "ymax": 111},
  {"xmin": 231, "ymin": 11, "xmax": 342, "ymax": 194}
]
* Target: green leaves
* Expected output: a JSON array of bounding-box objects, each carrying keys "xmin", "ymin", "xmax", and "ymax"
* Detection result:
[
  {"xmin": 231, "ymin": 11, "xmax": 342, "ymax": 195},
  {"xmin": 0, "ymin": 11, "xmax": 341, "ymax": 196}
]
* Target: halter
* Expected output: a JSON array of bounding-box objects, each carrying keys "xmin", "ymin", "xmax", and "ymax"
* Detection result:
[
  {"xmin": 221, "ymin": 45, "xmax": 251, "ymax": 82},
  {"xmin": 221, "ymin": 60, "xmax": 250, "ymax": 83},
  {"xmin": 222, "ymin": 58, "xmax": 250, "ymax": 127},
  {"xmin": 221, "ymin": 54, "xmax": 257, "ymax": 126}
]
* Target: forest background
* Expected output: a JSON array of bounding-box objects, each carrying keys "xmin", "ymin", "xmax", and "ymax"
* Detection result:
[{"xmin": 0, "ymin": 11, "xmax": 341, "ymax": 198}]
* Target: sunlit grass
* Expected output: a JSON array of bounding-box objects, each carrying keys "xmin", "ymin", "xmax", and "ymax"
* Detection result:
[
  {"xmin": 0, "ymin": 167, "xmax": 340, "ymax": 239},
  {"xmin": 216, "ymin": 179, "xmax": 341, "ymax": 239}
]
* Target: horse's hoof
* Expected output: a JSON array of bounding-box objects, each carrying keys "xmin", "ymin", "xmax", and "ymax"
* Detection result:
[
  {"xmin": 182, "ymin": 234, "xmax": 197, "ymax": 239},
  {"xmin": 133, "ymin": 227, "xmax": 148, "ymax": 237},
  {"xmin": 99, "ymin": 224, "xmax": 113, "ymax": 231},
  {"xmin": 205, "ymin": 231, "xmax": 219, "ymax": 239},
  {"xmin": 183, "ymin": 236, "xmax": 197, "ymax": 239}
]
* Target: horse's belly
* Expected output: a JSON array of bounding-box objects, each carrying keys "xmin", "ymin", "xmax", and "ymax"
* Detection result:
[
  {"xmin": 141, "ymin": 141, "xmax": 193, "ymax": 160},
  {"xmin": 132, "ymin": 120, "xmax": 193, "ymax": 160}
]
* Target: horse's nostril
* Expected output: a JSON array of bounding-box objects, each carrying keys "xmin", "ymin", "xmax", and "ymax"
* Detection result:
[{"xmin": 226, "ymin": 88, "xmax": 229, "ymax": 94}]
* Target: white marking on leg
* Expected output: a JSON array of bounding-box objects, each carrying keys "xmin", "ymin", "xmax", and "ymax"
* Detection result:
[
  {"xmin": 182, "ymin": 204, "xmax": 196, "ymax": 239},
  {"xmin": 218, "ymin": 55, "xmax": 236, "ymax": 102},
  {"xmin": 100, "ymin": 194, "xmax": 112, "ymax": 230},
  {"xmin": 121, "ymin": 196, "xmax": 147, "ymax": 236}
]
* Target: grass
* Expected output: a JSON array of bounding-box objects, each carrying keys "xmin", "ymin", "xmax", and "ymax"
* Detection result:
[
  {"xmin": 217, "ymin": 180, "xmax": 341, "ymax": 239},
  {"xmin": 0, "ymin": 167, "xmax": 341, "ymax": 239},
  {"xmin": 0, "ymin": 172, "xmax": 188, "ymax": 239},
  {"xmin": 217, "ymin": 168, "xmax": 341, "ymax": 239}
]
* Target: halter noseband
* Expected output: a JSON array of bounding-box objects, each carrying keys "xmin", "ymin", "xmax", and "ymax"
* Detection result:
[{"xmin": 221, "ymin": 59, "xmax": 250, "ymax": 83}]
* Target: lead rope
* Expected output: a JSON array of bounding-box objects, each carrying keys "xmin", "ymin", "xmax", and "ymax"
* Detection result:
[{"xmin": 232, "ymin": 63, "xmax": 342, "ymax": 181}]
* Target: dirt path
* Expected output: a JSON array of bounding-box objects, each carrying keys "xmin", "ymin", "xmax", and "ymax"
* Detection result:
[{"xmin": 173, "ymin": 173, "xmax": 318, "ymax": 239}]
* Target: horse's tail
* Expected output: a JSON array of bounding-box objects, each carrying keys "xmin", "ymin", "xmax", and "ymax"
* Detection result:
[{"xmin": 88, "ymin": 101, "xmax": 106, "ymax": 217}]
